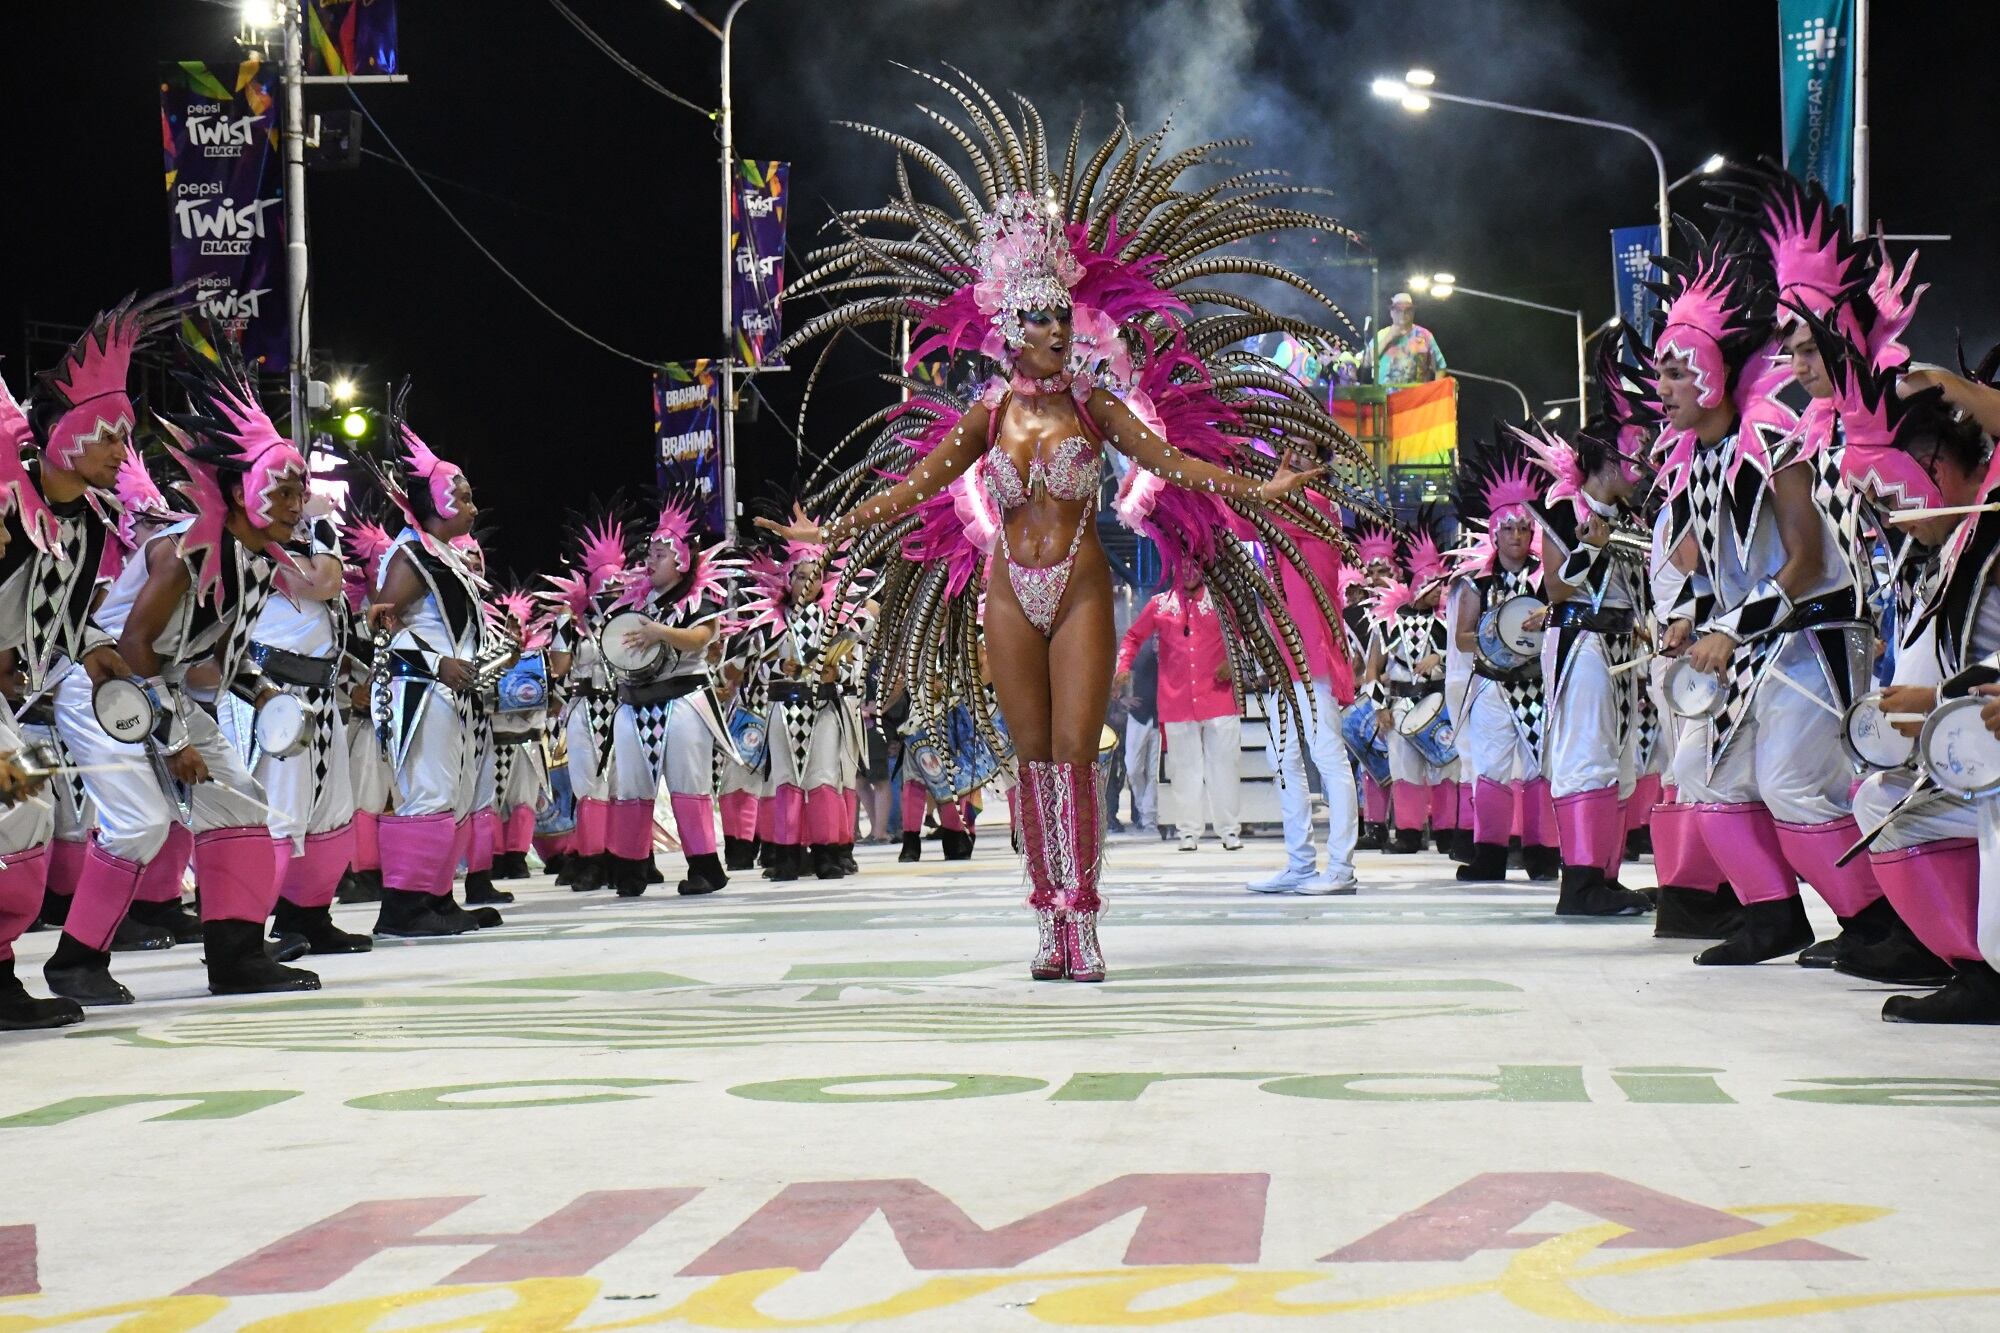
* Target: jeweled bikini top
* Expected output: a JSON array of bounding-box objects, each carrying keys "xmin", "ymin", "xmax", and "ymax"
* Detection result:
[{"xmin": 985, "ymin": 435, "xmax": 1100, "ymax": 510}]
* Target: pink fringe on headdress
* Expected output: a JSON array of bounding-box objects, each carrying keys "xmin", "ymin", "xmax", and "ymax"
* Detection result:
[
  {"xmin": 578, "ymin": 514, "xmax": 630, "ymax": 596},
  {"xmin": 40, "ymin": 293, "xmax": 175, "ymax": 472},
  {"xmin": 399, "ymin": 424, "xmax": 464, "ymax": 521},
  {"xmin": 0, "ymin": 368, "xmax": 59, "ymax": 554},
  {"xmin": 1354, "ymin": 522, "xmax": 1399, "ymax": 569},
  {"xmin": 342, "ymin": 518, "xmax": 393, "ymax": 613},
  {"xmin": 1515, "ymin": 423, "xmax": 1587, "ymax": 521},
  {"xmin": 1367, "ymin": 579, "xmax": 1414, "ymax": 627},
  {"xmin": 1405, "ymin": 528, "xmax": 1447, "ymax": 586}
]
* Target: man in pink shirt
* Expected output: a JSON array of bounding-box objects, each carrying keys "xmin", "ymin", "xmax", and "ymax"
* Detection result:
[{"xmin": 1116, "ymin": 569, "xmax": 1242, "ymax": 851}]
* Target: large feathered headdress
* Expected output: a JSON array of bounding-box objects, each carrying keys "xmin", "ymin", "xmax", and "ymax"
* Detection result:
[
  {"xmin": 159, "ymin": 339, "xmax": 307, "ymax": 604},
  {"xmin": 35, "ymin": 289, "xmax": 183, "ymax": 472}
]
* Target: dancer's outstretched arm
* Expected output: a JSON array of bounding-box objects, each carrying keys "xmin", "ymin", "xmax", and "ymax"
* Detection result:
[
  {"xmin": 760, "ymin": 402, "xmax": 994, "ymax": 546},
  {"xmin": 1084, "ymin": 388, "xmax": 1323, "ymax": 503}
]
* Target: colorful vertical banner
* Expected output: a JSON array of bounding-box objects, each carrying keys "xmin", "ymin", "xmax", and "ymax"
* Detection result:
[
  {"xmin": 1609, "ymin": 225, "xmax": 1660, "ymax": 335},
  {"xmin": 160, "ymin": 60, "xmax": 288, "ymax": 369},
  {"xmin": 654, "ymin": 361, "xmax": 725, "ymax": 538},
  {"xmin": 731, "ymin": 161, "xmax": 789, "ymax": 367},
  {"xmin": 1778, "ymin": 0, "xmax": 1856, "ymax": 205},
  {"xmin": 1331, "ymin": 378, "xmax": 1456, "ymax": 468},
  {"xmin": 305, "ymin": 0, "xmax": 399, "ymax": 76}
]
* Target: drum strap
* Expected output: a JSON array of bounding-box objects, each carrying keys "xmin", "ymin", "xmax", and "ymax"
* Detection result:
[{"xmin": 252, "ymin": 643, "xmax": 339, "ymax": 689}]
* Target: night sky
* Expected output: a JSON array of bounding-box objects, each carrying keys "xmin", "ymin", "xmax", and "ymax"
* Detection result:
[{"xmin": 10, "ymin": 1, "xmax": 1996, "ymax": 577}]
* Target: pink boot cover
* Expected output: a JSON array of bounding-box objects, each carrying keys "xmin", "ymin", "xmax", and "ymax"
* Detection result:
[
  {"xmin": 1390, "ymin": 780, "xmax": 1428, "ymax": 832},
  {"xmin": 62, "ymin": 841, "xmax": 146, "ymax": 951},
  {"xmin": 0, "ymin": 844, "xmax": 50, "ymax": 962},
  {"xmin": 378, "ymin": 811, "xmax": 459, "ymax": 896},
  {"xmin": 574, "ymin": 797, "xmax": 609, "ymax": 857},
  {"xmin": 469, "ymin": 808, "xmax": 500, "ymax": 874},
  {"xmin": 1774, "ymin": 816, "xmax": 1884, "ymax": 918},
  {"xmin": 1428, "ymin": 780, "xmax": 1457, "ymax": 831},
  {"xmin": 1016, "ymin": 760, "xmax": 1061, "ymax": 911},
  {"xmin": 902, "ymin": 781, "xmax": 928, "ymax": 834},
  {"xmin": 1695, "ymin": 803, "xmax": 1799, "ymax": 904},
  {"xmin": 1624, "ymin": 773, "xmax": 1661, "ymax": 835},
  {"xmin": 937, "ymin": 798, "xmax": 967, "ymax": 834},
  {"xmin": 1456, "ymin": 782, "xmax": 1474, "ymax": 830},
  {"xmin": 504, "ymin": 805, "xmax": 537, "ymax": 855},
  {"xmin": 1471, "ymin": 777, "xmax": 1514, "ymax": 846},
  {"xmin": 1361, "ymin": 775, "xmax": 1390, "ymax": 824},
  {"xmin": 193, "ymin": 826, "xmax": 281, "ymax": 924},
  {"xmin": 1869, "ymin": 839, "xmax": 1981, "ymax": 964},
  {"xmin": 719, "ymin": 790, "xmax": 760, "ymax": 841},
  {"xmin": 804, "ymin": 786, "xmax": 844, "ymax": 846},
  {"xmin": 842, "ymin": 788, "xmax": 859, "ymax": 840},
  {"xmin": 1519, "ymin": 778, "xmax": 1558, "ymax": 849},
  {"xmin": 133, "ymin": 824, "xmax": 194, "ymax": 904},
  {"xmin": 1651, "ymin": 803, "xmax": 1716, "ymax": 890},
  {"xmin": 606, "ymin": 799, "xmax": 657, "ymax": 861},
  {"xmin": 47, "ymin": 837, "xmax": 88, "ymax": 897},
  {"xmin": 280, "ymin": 825, "xmax": 359, "ymax": 909},
  {"xmin": 765, "ymin": 784, "xmax": 805, "ymax": 845},
  {"xmin": 1553, "ymin": 787, "xmax": 1622, "ymax": 878},
  {"xmin": 670, "ymin": 794, "xmax": 718, "ymax": 856},
  {"xmin": 351, "ymin": 809, "xmax": 380, "ymax": 871}
]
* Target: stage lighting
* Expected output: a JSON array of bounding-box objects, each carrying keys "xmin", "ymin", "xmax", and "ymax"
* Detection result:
[
  {"xmin": 330, "ymin": 377, "xmax": 357, "ymax": 403},
  {"xmin": 241, "ymin": 0, "xmax": 282, "ymax": 29},
  {"xmin": 1542, "ymin": 406, "xmax": 1564, "ymax": 421},
  {"xmin": 1431, "ymin": 273, "xmax": 1456, "ymax": 286},
  {"xmin": 1406, "ymin": 275, "xmax": 1431, "ymax": 295},
  {"xmin": 1369, "ymin": 78, "xmax": 1409, "ymax": 100},
  {"xmin": 1405, "ymin": 68, "xmax": 1436, "ymax": 88},
  {"xmin": 340, "ymin": 410, "xmax": 370, "ymax": 440},
  {"xmin": 1400, "ymin": 93, "xmax": 1431, "ymax": 113},
  {"xmin": 1701, "ymin": 153, "xmax": 1728, "ymax": 174}
]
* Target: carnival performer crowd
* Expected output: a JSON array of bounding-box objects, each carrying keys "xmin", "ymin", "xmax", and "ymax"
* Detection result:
[{"xmin": 2, "ymin": 78, "xmax": 1996, "ymax": 1034}]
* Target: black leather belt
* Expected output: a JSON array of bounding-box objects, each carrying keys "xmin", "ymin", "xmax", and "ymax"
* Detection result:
[
  {"xmin": 1782, "ymin": 589, "xmax": 1861, "ymax": 631},
  {"xmin": 1548, "ymin": 603, "xmax": 1635, "ymax": 633},
  {"xmin": 1388, "ymin": 680, "xmax": 1442, "ymax": 699},
  {"xmin": 619, "ymin": 675, "xmax": 703, "ymax": 707},
  {"xmin": 768, "ymin": 680, "xmax": 838, "ymax": 707},
  {"xmin": 17, "ymin": 698, "xmax": 54, "ymax": 727},
  {"xmin": 493, "ymin": 728, "xmax": 540, "ymax": 746},
  {"xmin": 1474, "ymin": 660, "xmax": 1540, "ymax": 684},
  {"xmin": 252, "ymin": 643, "xmax": 338, "ymax": 688}
]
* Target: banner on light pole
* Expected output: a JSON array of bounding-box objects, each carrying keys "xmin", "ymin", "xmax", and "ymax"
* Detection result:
[
  {"xmin": 1609, "ymin": 226, "xmax": 1660, "ymax": 336},
  {"xmin": 1778, "ymin": 0, "xmax": 1856, "ymax": 205},
  {"xmin": 304, "ymin": 0, "xmax": 400, "ymax": 76},
  {"xmin": 161, "ymin": 60, "xmax": 288, "ymax": 369},
  {"xmin": 732, "ymin": 161, "xmax": 789, "ymax": 368},
  {"xmin": 654, "ymin": 361, "xmax": 726, "ymax": 539}
]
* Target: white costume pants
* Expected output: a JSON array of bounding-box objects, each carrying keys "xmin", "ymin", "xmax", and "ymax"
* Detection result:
[
  {"xmin": 219, "ymin": 683, "xmax": 355, "ymax": 847},
  {"xmin": 1264, "ymin": 679, "xmax": 1357, "ymax": 880},
  {"xmin": 611, "ymin": 697, "xmax": 716, "ymax": 799},
  {"xmin": 1164, "ymin": 715, "xmax": 1240, "ymax": 838},
  {"xmin": 1124, "ymin": 716, "xmax": 1160, "ymax": 827},
  {"xmin": 1542, "ymin": 634, "xmax": 1632, "ymax": 799},
  {"xmin": 392, "ymin": 686, "xmax": 478, "ymax": 820},
  {"xmin": 1670, "ymin": 636, "xmax": 1853, "ymax": 822},
  {"xmin": 1461, "ymin": 675, "xmax": 1541, "ymax": 785},
  {"xmin": 347, "ymin": 711, "xmax": 394, "ymax": 815}
]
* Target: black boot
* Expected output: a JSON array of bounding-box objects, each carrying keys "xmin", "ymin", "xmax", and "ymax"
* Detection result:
[
  {"xmin": 1555, "ymin": 865, "xmax": 1653, "ymax": 917},
  {"xmin": 766, "ymin": 844, "xmax": 802, "ymax": 882},
  {"xmin": 271, "ymin": 898, "xmax": 374, "ymax": 955},
  {"xmin": 1653, "ymin": 884, "xmax": 1744, "ymax": 940},
  {"xmin": 1449, "ymin": 828, "xmax": 1475, "ymax": 864},
  {"xmin": 0, "ymin": 959, "xmax": 84, "ymax": 1030},
  {"xmin": 1455, "ymin": 842, "xmax": 1510, "ymax": 882},
  {"xmin": 677, "ymin": 852, "xmax": 728, "ymax": 896},
  {"xmin": 898, "ymin": 832, "xmax": 922, "ymax": 863},
  {"xmin": 1833, "ymin": 914, "xmax": 1954, "ymax": 986},
  {"xmin": 723, "ymin": 836, "xmax": 760, "ymax": 872},
  {"xmin": 337, "ymin": 868, "xmax": 383, "ymax": 903},
  {"xmin": 464, "ymin": 870, "xmax": 515, "ymax": 905},
  {"xmin": 110, "ymin": 913, "xmax": 174, "ymax": 952},
  {"xmin": 1383, "ymin": 827, "xmax": 1421, "ymax": 855},
  {"xmin": 373, "ymin": 888, "xmax": 470, "ymax": 938},
  {"xmin": 1625, "ymin": 826, "xmax": 1653, "ymax": 858},
  {"xmin": 267, "ymin": 935, "xmax": 312, "ymax": 963},
  {"xmin": 758, "ymin": 839, "xmax": 778, "ymax": 869},
  {"xmin": 37, "ymin": 889, "xmax": 71, "ymax": 930},
  {"xmin": 838, "ymin": 843, "xmax": 859, "ymax": 874},
  {"xmin": 1521, "ymin": 845, "xmax": 1562, "ymax": 882},
  {"xmin": 508, "ymin": 851, "xmax": 535, "ymax": 879},
  {"xmin": 552, "ymin": 852, "xmax": 578, "ymax": 885},
  {"xmin": 1430, "ymin": 827, "xmax": 1454, "ymax": 855},
  {"xmin": 1882, "ymin": 961, "xmax": 2000, "ymax": 1025},
  {"xmin": 570, "ymin": 853, "xmax": 611, "ymax": 893},
  {"xmin": 204, "ymin": 919, "xmax": 319, "ymax": 996},
  {"xmin": 435, "ymin": 888, "xmax": 502, "ymax": 930},
  {"xmin": 811, "ymin": 844, "xmax": 847, "ymax": 879},
  {"xmin": 43, "ymin": 933, "xmax": 132, "ymax": 1006},
  {"xmin": 130, "ymin": 897, "xmax": 204, "ymax": 945},
  {"xmin": 940, "ymin": 829, "xmax": 974, "ymax": 861},
  {"xmin": 613, "ymin": 855, "xmax": 651, "ymax": 898},
  {"xmin": 646, "ymin": 857, "xmax": 665, "ymax": 885},
  {"xmin": 1352, "ymin": 822, "xmax": 1383, "ymax": 851},
  {"xmin": 1693, "ymin": 895, "xmax": 1815, "ymax": 965}
]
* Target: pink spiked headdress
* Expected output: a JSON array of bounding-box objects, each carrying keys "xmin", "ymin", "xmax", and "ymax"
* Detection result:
[
  {"xmin": 1354, "ymin": 520, "xmax": 1400, "ymax": 572},
  {"xmin": 162, "ymin": 344, "xmax": 308, "ymax": 604},
  {"xmin": 575, "ymin": 512, "xmax": 634, "ymax": 597},
  {"xmin": 100, "ymin": 444, "xmax": 190, "ymax": 581},
  {"xmin": 1799, "ymin": 299, "xmax": 1967, "ymax": 516},
  {"xmin": 1646, "ymin": 221, "xmax": 1776, "ymax": 412},
  {"xmin": 397, "ymin": 424, "xmax": 466, "ymax": 522},
  {"xmin": 1405, "ymin": 514, "xmax": 1448, "ymax": 587},
  {"xmin": 36, "ymin": 289, "xmax": 183, "ymax": 473},
  {"xmin": 1710, "ymin": 160, "xmax": 1872, "ymax": 340},
  {"xmin": 650, "ymin": 494, "xmax": 700, "ymax": 571},
  {"xmin": 1366, "ymin": 579, "xmax": 1414, "ymax": 627},
  {"xmin": 0, "ymin": 366, "xmax": 59, "ymax": 554},
  {"xmin": 341, "ymin": 514, "xmax": 393, "ymax": 613}
]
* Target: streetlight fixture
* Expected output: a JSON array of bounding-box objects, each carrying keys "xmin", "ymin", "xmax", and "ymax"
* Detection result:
[
  {"xmin": 1371, "ymin": 72, "xmax": 1670, "ymax": 256},
  {"xmin": 1668, "ymin": 153, "xmax": 1730, "ymax": 194},
  {"xmin": 1419, "ymin": 274, "xmax": 1588, "ymax": 421},
  {"xmin": 663, "ymin": 0, "xmax": 758, "ymax": 542}
]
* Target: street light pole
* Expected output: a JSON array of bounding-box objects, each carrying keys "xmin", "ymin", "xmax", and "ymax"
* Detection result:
[
  {"xmin": 1448, "ymin": 369, "xmax": 1532, "ymax": 420},
  {"xmin": 280, "ymin": 1, "xmax": 311, "ymax": 454},
  {"xmin": 1433, "ymin": 284, "xmax": 1589, "ymax": 425},
  {"xmin": 1376, "ymin": 79, "xmax": 1671, "ymax": 257}
]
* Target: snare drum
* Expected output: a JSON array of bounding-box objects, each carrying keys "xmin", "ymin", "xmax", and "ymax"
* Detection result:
[
  {"xmin": 1918, "ymin": 696, "xmax": 2000, "ymax": 798},
  {"xmin": 1340, "ymin": 701, "xmax": 1391, "ymax": 786},
  {"xmin": 254, "ymin": 692, "xmax": 310, "ymax": 758},
  {"xmin": 92, "ymin": 677, "xmax": 160, "ymax": 746},
  {"xmin": 727, "ymin": 707, "xmax": 768, "ymax": 769},
  {"xmin": 1476, "ymin": 595, "xmax": 1545, "ymax": 671},
  {"xmin": 598, "ymin": 611, "xmax": 664, "ymax": 677},
  {"xmin": 497, "ymin": 652, "xmax": 548, "ymax": 714},
  {"xmin": 1396, "ymin": 692, "xmax": 1459, "ymax": 767},
  {"xmin": 1663, "ymin": 658, "xmax": 1723, "ymax": 718},
  {"xmin": 1840, "ymin": 691, "xmax": 1917, "ymax": 771},
  {"xmin": 906, "ymin": 735, "xmax": 957, "ymax": 802}
]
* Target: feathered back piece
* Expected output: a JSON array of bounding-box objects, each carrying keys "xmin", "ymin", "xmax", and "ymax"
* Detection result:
[
  {"xmin": 1366, "ymin": 578, "xmax": 1414, "ymax": 627},
  {"xmin": 99, "ymin": 444, "xmax": 189, "ymax": 581},
  {"xmin": 778, "ymin": 66, "xmax": 1387, "ymax": 757},
  {"xmin": 36, "ymin": 288, "xmax": 183, "ymax": 472},
  {"xmin": 0, "ymin": 366, "xmax": 58, "ymax": 553},
  {"xmin": 160, "ymin": 337, "xmax": 307, "ymax": 605}
]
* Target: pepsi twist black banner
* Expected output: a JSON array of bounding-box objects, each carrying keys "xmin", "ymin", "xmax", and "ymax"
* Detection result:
[{"xmin": 160, "ymin": 60, "xmax": 288, "ymax": 369}]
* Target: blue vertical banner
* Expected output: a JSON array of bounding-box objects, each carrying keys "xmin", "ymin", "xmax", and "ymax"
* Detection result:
[
  {"xmin": 653, "ymin": 361, "xmax": 725, "ymax": 539},
  {"xmin": 1778, "ymin": 0, "xmax": 1856, "ymax": 206},
  {"xmin": 1609, "ymin": 226, "xmax": 1659, "ymax": 335}
]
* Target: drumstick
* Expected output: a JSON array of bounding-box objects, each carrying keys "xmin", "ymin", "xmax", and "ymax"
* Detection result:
[
  {"xmin": 1760, "ymin": 666, "xmax": 1847, "ymax": 721},
  {"xmin": 1885, "ymin": 502, "xmax": 2000, "ymax": 523},
  {"xmin": 1608, "ymin": 653, "xmax": 1655, "ymax": 677}
]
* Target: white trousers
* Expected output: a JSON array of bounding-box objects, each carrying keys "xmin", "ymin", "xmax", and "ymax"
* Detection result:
[
  {"xmin": 0, "ymin": 713, "xmax": 54, "ymax": 856},
  {"xmin": 1264, "ymin": 679, "xmax": 1357, "ymax": 880},
  {"xmin": 1543, "ymin": 634, "xmax": 1632, "ymax": 799},
  {"xmin": 492, "ymin": 731, "xmax": 547, "ymax": 815},
  {"xmin": 347, "ymin": 711, "xmax": 394, "ymax": 815},
  {"xmin": 219, "ymin": 683, "xmax": 355, "ymax": 847},
  {"xmin": 1852, "ymin": 767, "xmax": 1977, "ymax": 852},
  {"xmin": 566, "ymin": 694, "xmax": 615, "ymax": 803},
  {"xmin": 1977, "ymin": 799, "xmax": 2000, "ymax": 967},
  {"xmin": 1670, "ymin": 636, "xmax": 1854, "ymax": 822},
  {"xmin": 770, "ymin": 705, "xmax": 857, "ymax": 791},
  {"xmin": 611, "ymin": 697, "xmax": 716, "ymax": 800},
  {"xmin": 1124, "ymin": 716, "xmax": 1160, "ymax": 826},
  {"xmin": 1385, "ymin": 703, "xmax": 1452, "ymax": 786},
  {"xmin": 1461, "ymin": 675, "xmax": 1541, "ymax": 785},
  {"xmin": 56, "ymin": 670, "xmax": 269, "ymax": 863},
  {"xmin": 391, "ymin": 687, "xmax": 478, "ymax": 819},
  {"xmin": 1164, "ymin": 715, "xmax": 1240, "ymax": 837},
  {"xmin": 18, "ymin": 718, "xmax": 87, "ymax": 846}
]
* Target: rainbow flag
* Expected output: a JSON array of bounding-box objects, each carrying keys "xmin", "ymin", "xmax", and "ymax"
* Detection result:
[{"xmin": 1330, "ymin": 377, "xmax": 1458, "ymax": 468}]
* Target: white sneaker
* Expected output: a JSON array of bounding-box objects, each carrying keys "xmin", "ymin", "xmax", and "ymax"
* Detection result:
[
  {"xmin": 1247, "ymin": 866, "xmax": 1315, "ymax": 894},
  {"xmin": 1221, "ymin": 833, "xmax": 1244, "ymax": 851},
  {"xmin": 1178, "ymin": 833, "xmax": 1200, "ymax": 852},
  {"xmin": 1296, "ymin": 872, "xmax": 1359, "ymax": 896}
]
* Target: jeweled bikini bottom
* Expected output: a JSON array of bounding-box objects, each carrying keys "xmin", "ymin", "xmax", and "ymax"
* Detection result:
[{"xmin": 1001, "ymin": 512, "xmax": 1089, "ymax": 637}]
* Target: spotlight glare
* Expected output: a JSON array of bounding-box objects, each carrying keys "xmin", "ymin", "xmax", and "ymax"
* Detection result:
[
  {"xmin": 339, "ymin": 410, "xmax": 369, "ymax": 440},
  {"xmin": 1405, "ymin": 68, "xmax": 1436, "ymax": 88},
  {"xmin": 240, "ymin": 0, "xmax": 282, "ymax": 29},
  {"xmin": 1431, "ymin": 272, "xmax": 1456, "ymax": 285},
  {"xmin": 1701, "ymin": 152, "xmax": 1728, "ymax": 174},
  {"xmin": 1400, "ymin": 93, "xmax": 1431, "ymax": 113},
  {"xmin": 330, "ymin": 377, "xmax": 357, "ymax": 403},
  {"xmin": 1369, "ymin": 78, "xmax": 1409, "ymax": 100},
  {"xmin": 1406, "ymin": 275, "xmax": 1431, "ymax": 295}
]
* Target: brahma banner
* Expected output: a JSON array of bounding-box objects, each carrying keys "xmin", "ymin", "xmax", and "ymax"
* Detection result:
[
  {"xmin": 305, "ymin": 0, "xmax": 400, "ymax": 76},
  {"xmin": 160, "ymin": 60, "xmax": 288, "ymax": 369},
  {"xmin": 732, "ymin": 161, "xmax": 788, "ymax": 367},
  {"xmin": 654, "ymin": 361, "xmax": 725, "ymax": 538}
]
